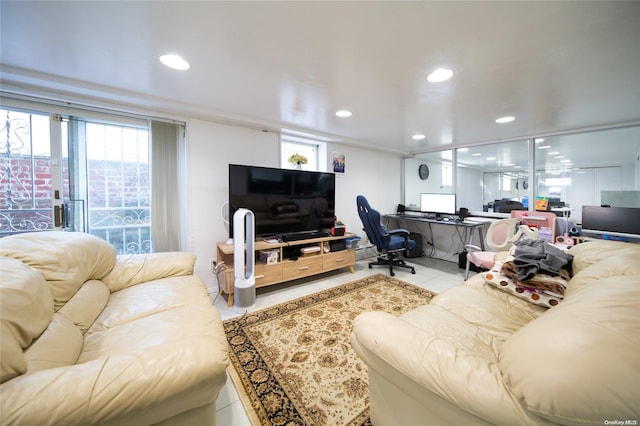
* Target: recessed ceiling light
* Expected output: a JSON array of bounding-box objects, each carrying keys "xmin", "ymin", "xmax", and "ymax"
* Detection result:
[
  {"xmin": 560, "ymin": 159, "xmax": 572, "ymax": 163},
  {"xmin": 487, "ymin": 156, "xmax": 496, "ymax": 160},
  {"xmin": 555, "ymin": 155, "xmax": 564, "ymax": 159},
  {"xmin": 496, "ymin": 116, "xmax": 515, "ymax": 124},
  {"xmin": 534, "ymin": 138, "xmax": 545, "ymax": 143},
  {"xmin": 471, "ymin": 153, "xmax": 482, "ymax": 156},
  {"xmin": 336, "ymin": 110, "xmax": 352, "ymax": 118},
  {"xmin": 548, "ymin": 151, "xmax": 560, "ymax": 155},
  {"xmin": 412, "ymin": 134, "xmax": 426, "ymax": 140},
  {"xmin": 426, "ymin": 68, "xmax": 454, "ymax": 83},
  {"xmin": 457, "ymin": 148, "xmax": 469, "ymax": 152},
  {"xmin": 160, "ymin": 54, "xmax": 190, "ymax": 70},
  {"xmin": 537, "ymin": 145, "xmax": 551, "ymax": 149}
]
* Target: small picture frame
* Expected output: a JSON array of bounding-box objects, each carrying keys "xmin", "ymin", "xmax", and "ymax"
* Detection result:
[{"xmin": 332, "ymin": 152, "xmax": 345, "ymax": 174}]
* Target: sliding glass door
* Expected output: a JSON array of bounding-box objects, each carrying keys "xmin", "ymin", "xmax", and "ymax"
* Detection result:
[
  {"xmin": 0, "ymin": 108, "xmax": 61, "ymax": 235},
  {"xmin": 1, "ymin": 105, "xmax": 152, "ymax": 254}
]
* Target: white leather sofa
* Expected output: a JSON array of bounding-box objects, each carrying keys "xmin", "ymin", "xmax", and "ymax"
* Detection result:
[
  {"xmin": 1, "ymin": 231, "xmax": 229, "ymax": 425},
  {"xmin": 351, "ymin": 239, "xmax": 640, "ymax": 425}
]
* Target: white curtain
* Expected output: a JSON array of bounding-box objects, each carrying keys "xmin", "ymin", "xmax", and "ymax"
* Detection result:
[{"xmin": 151, "ymin": 121, "xmax": 182, "ymax": 252}]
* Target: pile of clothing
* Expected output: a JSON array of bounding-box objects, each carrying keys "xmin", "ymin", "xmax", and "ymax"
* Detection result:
[{"xmin": 501, "ymin": 238, "xmax": 573, "ymax": 297}]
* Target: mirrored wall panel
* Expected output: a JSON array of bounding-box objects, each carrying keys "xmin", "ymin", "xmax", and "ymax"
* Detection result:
[
  {"xmin": 404, "ymin": 125, "xmax": 639, "ymax": 224},
  {"xmin": 404, "ymin": 150, "xmax": 453, "ymax": 211},
  {"xmin": 456, "ymin": 140, "xmax": 529, "ymax": 213},
  {"xmin": 534, "ymin": 126, "xmax": 639, "ymax": 222}
]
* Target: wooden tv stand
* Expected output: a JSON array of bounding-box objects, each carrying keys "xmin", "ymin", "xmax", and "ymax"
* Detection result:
[{"xmin": 216, "ymin": 234, "xmax": 356, "ymax": 307}]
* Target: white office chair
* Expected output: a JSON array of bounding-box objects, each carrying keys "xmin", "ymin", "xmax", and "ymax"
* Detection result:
[{"xmin": 464, "ymin": 219, "xmax": 540, "ymax": 279}]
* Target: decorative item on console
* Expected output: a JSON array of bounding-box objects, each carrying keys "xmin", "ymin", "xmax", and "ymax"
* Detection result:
[
  {"xmin": 331, "ymin": 218, "xmax": 346, "ymax": 236},
  {"xmin": 259, "ymin": 249, "xmax": 279, "ymax": 264},
  {"xmin": 553, "ymin": 207, "xmax": 576, "ymax": 248},
  {"xmin": 288, "ymin": 153, "xmax": 307, "ymax": 169}
]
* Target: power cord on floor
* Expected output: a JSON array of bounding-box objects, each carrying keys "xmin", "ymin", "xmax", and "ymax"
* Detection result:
[
  {"xmin": 211, "ymin": 261, "xmax": 227, "ymax": 304},
  {"xmin": 211, "ymin": 262, "xmax": 251, "ymax": 319}
]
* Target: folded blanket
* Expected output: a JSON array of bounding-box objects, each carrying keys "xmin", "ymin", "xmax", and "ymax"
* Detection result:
[{"xmin": 512, "ymin": 238, "xmax": 573, "ymax": 281}]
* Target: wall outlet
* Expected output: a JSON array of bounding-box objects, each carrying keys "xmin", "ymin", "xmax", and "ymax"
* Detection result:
[{"xmin": 210, "ymin": 258, "xmax": 217, "ymax": 272}]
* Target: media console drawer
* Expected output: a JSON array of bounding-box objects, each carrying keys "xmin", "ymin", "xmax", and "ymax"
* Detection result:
[
  {"xmin": 282, "ymin": 256, "xmax": 323, "ymax": 280},
  {"xmin": 323, "ymin": 250, "xmax": 356, "ymax": 270},
  {"xmin": 255, "ymin": 263, "xmax": 283, "ymax": 287}
]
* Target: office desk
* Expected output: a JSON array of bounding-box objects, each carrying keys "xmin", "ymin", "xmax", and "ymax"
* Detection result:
[{"xmin": 383, "ymin": 214, "xmax": 488, "ymax": 260}]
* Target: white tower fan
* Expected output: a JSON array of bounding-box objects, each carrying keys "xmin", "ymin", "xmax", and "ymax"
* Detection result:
[{"xmin": 233, "ymin": 208, "xmax": 256, "ymax": 313}]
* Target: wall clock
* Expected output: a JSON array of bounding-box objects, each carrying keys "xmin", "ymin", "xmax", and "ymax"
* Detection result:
[{"xmin": 418, "ymin": 163, "xmax": 430, "ymax": 180}]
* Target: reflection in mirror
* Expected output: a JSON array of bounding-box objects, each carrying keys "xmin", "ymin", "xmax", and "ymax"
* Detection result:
[
  {"xmin": 534, "ymin": 126, "xmax": 639, "ymax": 222},
  {"xmin": 456, "ymin": 140, "xmax": 529, "ymax": 213},
  {"xmin": 404, "ymin": 125, "xmax": 638, "ymax": 226},
  {"xmin": 404, "ymin": 151, "xmax": 452, "ymax": 211}
]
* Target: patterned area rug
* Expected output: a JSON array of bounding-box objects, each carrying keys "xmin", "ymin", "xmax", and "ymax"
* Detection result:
[{"xmin": 223, "ymin": 273, "xmax": 435, "ymax": 426}]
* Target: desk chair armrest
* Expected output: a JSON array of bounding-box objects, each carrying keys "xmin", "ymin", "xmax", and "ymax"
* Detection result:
[
  {"xmin": 464, "ymin": 244, "xmax": 482, "ymax": 253},
  {"xmin": 388, "ymin": 228, "xmax": 411, "ymax": 237},
  {"xmin": 464, "ymin": 244, "xmax": 483, "ymax": 265}
]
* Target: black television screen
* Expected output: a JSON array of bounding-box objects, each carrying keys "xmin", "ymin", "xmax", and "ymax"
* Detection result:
[{"xmin": 229, "ymin": 164, "xmax": 336, "ymax": 238}]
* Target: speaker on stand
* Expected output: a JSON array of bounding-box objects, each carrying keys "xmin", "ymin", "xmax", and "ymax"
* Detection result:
[{"xmin": 233, "ymin": 208, "xmax": 256, "ymax": 313}]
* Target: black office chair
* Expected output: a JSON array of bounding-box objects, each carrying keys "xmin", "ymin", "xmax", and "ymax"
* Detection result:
[
  {"xmin": 356, "ymin": 195, "xmax": 416, "ymax": 276},
  {"xmin": 494, "ymin": 200, "xmax": 525, "ymax": 213}
]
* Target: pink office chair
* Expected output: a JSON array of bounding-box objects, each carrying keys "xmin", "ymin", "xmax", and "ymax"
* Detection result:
[
  {"xmin": 464, "ymin": 218, "xmax": 540, "ymax": 279},
  {"xmin": 464, "ymin": 218, "xmax": 517, "ymax": 280}
]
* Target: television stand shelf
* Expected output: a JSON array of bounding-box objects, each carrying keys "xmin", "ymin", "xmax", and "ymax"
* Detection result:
[{"xmin": 216, "ymin": 233, "xmax": 356, "ymax": 307}]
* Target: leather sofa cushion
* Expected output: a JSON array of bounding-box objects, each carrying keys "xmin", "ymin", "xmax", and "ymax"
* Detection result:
[
  {"xmin": 499, "ymin": 274, "xmax": 640, "ymax": 423},
  {"xmin": 566, "ymin": 253, "xmax": 640, "ymax": 297},
  {"xmin": 569, "ymin": 239, "xmax": 640, "ymax": 275},
  {"xmin": 0, "ymin": 232, "xmax": 116, "ymax": 311},
  {"xmin": 0, "ymin": 257, "xmax": 53, "ymax": 383},
  {"xmin": 58, "ymin": 280, "xmax": 111, "ymax": 334},
  {"xmin": 24, "ymin": 313, "xmax": 83, "ymax": 373},
  {"xmin": 102, "ymin": 252, "xmax": 196, "ymax": 293},
  {"xmin": 430, "ymin": 283, "xmax": 545, "ymax": 341},
  {"xmin": 87, "ymin": 275, "xmax": 210, "ymax": 334}
]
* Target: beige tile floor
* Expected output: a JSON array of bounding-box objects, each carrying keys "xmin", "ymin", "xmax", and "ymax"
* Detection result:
[{"xmin": 211, "ymin": 254, "xmax": 474, "ymax": 426}]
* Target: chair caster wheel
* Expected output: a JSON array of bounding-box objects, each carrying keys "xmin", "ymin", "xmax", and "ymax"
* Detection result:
[
  {"xmin": 390, "ymin": 272, "xmax": 395, "ymax": 277},
  {"xmin": 368, "ymin": 265, "xmax": 373, "ymax": 269},
  {"xmin": 411, "ymin": 269, "xmax": 416, "ymax": 274}
]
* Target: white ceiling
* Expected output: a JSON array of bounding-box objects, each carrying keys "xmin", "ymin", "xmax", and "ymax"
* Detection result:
[{"xmin": 1, "ymin": 1, "xmax": 639, "ymax": 162}]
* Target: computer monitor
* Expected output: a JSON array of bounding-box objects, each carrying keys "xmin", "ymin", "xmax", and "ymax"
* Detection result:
[
  {"xmin": 420, "ymin": 193, "xmax": 456, "ymax": 215},
  {"xmin": 582, "ymin": 205, "xmax": 640, "ymax": 236}
]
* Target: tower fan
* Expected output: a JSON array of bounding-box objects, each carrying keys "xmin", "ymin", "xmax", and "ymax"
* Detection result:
[{"xmin": 233, "ymin": 208, "xmax": 256, "ymax": 313}]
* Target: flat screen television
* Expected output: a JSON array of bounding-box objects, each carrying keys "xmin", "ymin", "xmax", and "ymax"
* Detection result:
[
  {"xmin": 420, "ymin": 193, "xmax": 456, "ymax": 215},
  {"xmin": 229, "ymin": 164, "xmax": 336, "ymax": 238}
]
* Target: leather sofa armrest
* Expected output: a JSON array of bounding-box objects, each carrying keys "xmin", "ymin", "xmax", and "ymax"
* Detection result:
[
  {"xmin": 0, "ymin": 340, "xmax": 228, "ymax": 425},
  {"xmin": 351, "ymin": 310, "xmax": 543, "ymax": 426},
  {"xmin": 103, "ymin": 252, "xmax": 196, "ymax": 292}
]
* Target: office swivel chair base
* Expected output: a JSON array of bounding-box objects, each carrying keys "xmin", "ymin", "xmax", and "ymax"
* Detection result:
[{"xmin": 369, "ymin": 253, "xmax": 416, "ymax": 277}]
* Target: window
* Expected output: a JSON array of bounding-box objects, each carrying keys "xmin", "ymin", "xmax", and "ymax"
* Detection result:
[
  {"xmin": 281, "ymin": 139, "xmax": 319, "ymax": 171},
  {"xmin": 76, "ymin": 119, "xmax": 152, "ymax": 254},
  {"xmin": 442, "ymin": 163, "xmax": 453, "ymax": 187},
  {"xmin": 502, "ymin": 175, "xmax": 512, "ymax": 192}
]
